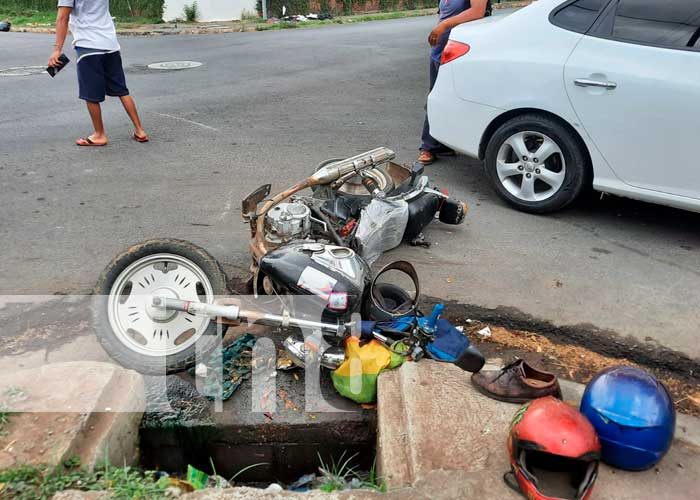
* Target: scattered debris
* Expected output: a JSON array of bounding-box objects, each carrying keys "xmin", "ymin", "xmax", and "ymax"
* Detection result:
[
  {"xmin": 156, "ymin": 475, "xmax": 195, "ymax": 494},
  {"xmin": 188, "ymin": 333, "xmax": 257, "ymax": 401},
  {"xmin": 288, "ymin": 473, "xmax": 316, "ymax": 492},
  {"xmin": 276, "ymin": 350, "xmax": 296, "ymax": 371},
  {"xmin": 477, "ymin": 326, "xmax": 492, "ymax": 338},
  {"xmin": 277, "ymin": 389, "xmax": 298, "ymax": 411}
]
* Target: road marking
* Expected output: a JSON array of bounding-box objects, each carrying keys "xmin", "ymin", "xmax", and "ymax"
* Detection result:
[
  {"xmin": 218, "ymin": 187, "xmax": 237, "ymax": 220},
  {"xmin": 151, "ymin": 112, "xmax": 219, "ymax": 132}
]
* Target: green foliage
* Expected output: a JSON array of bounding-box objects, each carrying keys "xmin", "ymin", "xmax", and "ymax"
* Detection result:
[
  {"xmin": 0, "ymin": 0, "xmax": 165, "ymax": 19},
  {"xmin": 315, "ymin": 452, "xmax": 386, "ymax": 492},
  {"xmin": 261, "ymin": 0, "xmax": 310, "ymax": 18},
  {"xmin": 319, "ymin": 0, "xmax": 331, "ymax": 15},
  {"xmin": 0, "ymin": 461, "xmax": 166, "ymax": 500},
  {"xmin": 340, "ymin": 0, "xmax": 352, "ymax": 15},
  {"xmin": 378, "ymin": 0, "xmax": 398, "ymax": 12},
  {"xmin": 183, "ymin": 1, "xmax": 199, "ymax": 22}
]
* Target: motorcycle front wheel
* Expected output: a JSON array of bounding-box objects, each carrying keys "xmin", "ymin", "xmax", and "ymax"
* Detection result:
[{"xmin": 93, "ymin": 239, "xmax": 229, "ymax": 374}]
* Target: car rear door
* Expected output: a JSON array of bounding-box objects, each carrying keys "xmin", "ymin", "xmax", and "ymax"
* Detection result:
[{"xmin": 563, "ymin": 0, "xmax": 700, "ymax": 199}]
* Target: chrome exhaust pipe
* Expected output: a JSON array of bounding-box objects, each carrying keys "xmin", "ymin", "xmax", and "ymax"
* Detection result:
[{"xmin": 311, "ymin": 147, "xmax": 395, "ymax": 184}]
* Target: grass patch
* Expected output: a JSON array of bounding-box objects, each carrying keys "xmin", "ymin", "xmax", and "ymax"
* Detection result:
[
  {"xmin": 0, "ymin": 7, "xmax": 161, "ymax": 26},
  {"xmin": 0, "ymin": 8, "xmax": 55, "ymax": 25},
  {"xmin": 253, "ymin": 8, "xmax": 433, "ymax": 31},
  {"xmin": 0, "ymin": 461, "xmax": 166, "ymax": 500}
]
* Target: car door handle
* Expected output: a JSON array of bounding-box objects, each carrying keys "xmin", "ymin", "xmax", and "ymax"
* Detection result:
[{"xmin": 574, "ymin": 78, "xmax": 618, "ymax": 90}]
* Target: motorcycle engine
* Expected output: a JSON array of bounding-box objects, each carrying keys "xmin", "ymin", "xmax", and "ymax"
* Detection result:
[{"xmin": 265, "ymin": 202, "xmax": 311, "ymax": 243}]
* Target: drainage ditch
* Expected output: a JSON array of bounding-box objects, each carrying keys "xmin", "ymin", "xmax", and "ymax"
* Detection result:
[
  {"xmin": 139, "ymin": 354, "xmax": 377, "ymax": 485},
  {"xmin": 135, "ymin": 274, "xmax": 700, "ymax": 486}
]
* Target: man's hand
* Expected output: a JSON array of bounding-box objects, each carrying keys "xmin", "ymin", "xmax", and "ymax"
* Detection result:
[
  {"xmin": 428, "ymin": 21, "xmax": 448, "ymax": 46},
  {"xmin": 428, "ymin": 0, "xmax": 488, "ymax": 46},
  {"xmin": 48, "ymin": 48, "xmax": 63, "ymax": 67}
]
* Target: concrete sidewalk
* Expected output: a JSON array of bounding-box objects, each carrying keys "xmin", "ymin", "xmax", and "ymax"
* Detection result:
[
  {"xmin": 0, "ymin": 362, "xmax": 145, "ymax": 471},
  {"xmin": 377, "ymin": 360, "xmax": 700, "ymax": 499}
]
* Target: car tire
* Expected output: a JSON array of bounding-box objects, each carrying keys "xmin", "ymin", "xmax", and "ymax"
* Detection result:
[
  {"xmin": 94, "ymin": 238, "xmax": 229, "ymax": 374},
  {"xmin": 484, "ymin": 114, "xmax": 589, "ymax": 214}
]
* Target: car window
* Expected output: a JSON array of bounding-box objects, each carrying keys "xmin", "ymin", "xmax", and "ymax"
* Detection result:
[
  {"xmin": 612, "ymin": 0, "xmax": 700, "ymax": 50},
  {"xmin": 551, "ymin": 0, "xmax": 610, "ymax": 33}
]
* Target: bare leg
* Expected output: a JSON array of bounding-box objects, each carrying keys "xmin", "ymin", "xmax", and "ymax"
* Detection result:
[
  {"xmin": 82, "ymin": 101, "xmax": 108, "ymax": 144},
  {"xmin": 119, "ymin": 95, "xmax": 147, "ymax": 138}
]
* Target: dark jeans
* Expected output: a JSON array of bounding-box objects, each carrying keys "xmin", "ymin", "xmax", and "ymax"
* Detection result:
[{"xmin": 420, "ymin": 59, "xmax": 447, "ymax": 152}]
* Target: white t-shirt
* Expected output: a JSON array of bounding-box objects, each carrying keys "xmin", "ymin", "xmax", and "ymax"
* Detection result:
[{"xmin": 57, "ymin": 0, "xmax": 120, "ymax": 51}]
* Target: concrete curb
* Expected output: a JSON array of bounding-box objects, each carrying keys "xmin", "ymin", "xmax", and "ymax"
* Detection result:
[{"xmin": 376, "ymin": 360, "xmax": 700, "ymax": 499}]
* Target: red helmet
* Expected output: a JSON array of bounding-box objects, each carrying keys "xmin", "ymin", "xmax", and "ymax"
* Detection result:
[{"xmin": 506, "ymin": 397, "xmax": 601, "ymax": 500}]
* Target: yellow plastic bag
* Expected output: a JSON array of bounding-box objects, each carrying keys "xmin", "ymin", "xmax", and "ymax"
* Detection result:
[{"xmin": 331, "ymin": 337, "xmax": 405, "ymax": 403}]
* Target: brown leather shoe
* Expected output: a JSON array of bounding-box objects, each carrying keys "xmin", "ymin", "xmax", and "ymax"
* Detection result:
[
  {"xmin": 471, "ymin": 359, "xmax": 562, "ymax": 404},
  {"xmin": 417, "ymin": 150, "xmax": 436, "ymax": 165}
]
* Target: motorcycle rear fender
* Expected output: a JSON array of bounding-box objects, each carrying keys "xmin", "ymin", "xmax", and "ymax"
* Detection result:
[{"xmin": 241, "ymin": 184, "xmax": 272, "ymax": 220}]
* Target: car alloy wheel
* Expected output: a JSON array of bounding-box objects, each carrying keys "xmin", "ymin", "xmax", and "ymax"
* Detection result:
[{"xmin": 496, "ymin": 131, "xmax": 566, "ymax": 203}]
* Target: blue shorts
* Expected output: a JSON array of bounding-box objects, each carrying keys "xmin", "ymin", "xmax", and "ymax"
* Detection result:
[{"xmin": 76, "ymin": 47, "xmax": 129, "ymax": 103}]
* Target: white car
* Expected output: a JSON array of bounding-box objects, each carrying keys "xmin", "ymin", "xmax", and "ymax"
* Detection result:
[{"xmin": 427, "ymin": 0, "xmax": 700, "ymax": 213}]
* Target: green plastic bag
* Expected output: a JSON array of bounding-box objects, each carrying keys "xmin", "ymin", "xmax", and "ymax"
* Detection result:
[{"xmin": 187, "ymin": 464, "xmax": 209, "ymax": 490}]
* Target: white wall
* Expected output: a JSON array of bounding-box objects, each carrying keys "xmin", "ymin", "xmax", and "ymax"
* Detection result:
[{"xmin": 163, "ymin": 0, "xmax": 258, "ymax": 22}]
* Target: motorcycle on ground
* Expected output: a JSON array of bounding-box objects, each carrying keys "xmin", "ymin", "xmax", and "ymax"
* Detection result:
[{"xmin": 93, "ymin": 148, "xmax": 482, "ymax": 375}]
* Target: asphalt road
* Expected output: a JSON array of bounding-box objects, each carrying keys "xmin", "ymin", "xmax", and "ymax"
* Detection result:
[{"xmin": 1, "ymin": 14, "xmax": 699, "ymax": 361}]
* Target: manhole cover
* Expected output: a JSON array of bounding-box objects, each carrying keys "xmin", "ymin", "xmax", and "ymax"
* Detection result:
[
  {"xmin": 0, "ymin": 66, "xmax": 47, "ymax": 77},
  {"xmin": 147, "ymin": 61, "xmax": 203, "ymax": 70}
]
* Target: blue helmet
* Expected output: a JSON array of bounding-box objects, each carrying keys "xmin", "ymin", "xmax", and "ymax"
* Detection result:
[{"xmin": 580, "ymin": 366, "xmax": 675, "ymax": 471}]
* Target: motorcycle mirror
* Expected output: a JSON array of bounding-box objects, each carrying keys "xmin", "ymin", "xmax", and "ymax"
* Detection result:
[{"xmin": 368, "ymin": 260, "xmax": 420, "ymax": 318}]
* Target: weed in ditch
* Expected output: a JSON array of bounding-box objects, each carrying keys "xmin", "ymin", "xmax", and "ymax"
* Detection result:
[
  {"xmin": 315, "ymin": 452, "xmax": 386, "ymax": 492},
  {"xmin": 229, "ymin": 461, "xmax": 270, "ymax": 483}
]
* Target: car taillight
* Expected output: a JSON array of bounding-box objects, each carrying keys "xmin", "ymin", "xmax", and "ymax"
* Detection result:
[{"xmin": 440, "ymin": 41, "xmax": 471, "ymax": 65}]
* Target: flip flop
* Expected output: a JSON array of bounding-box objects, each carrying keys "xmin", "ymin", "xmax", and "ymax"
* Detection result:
[
  {"xmin": 76, "ymin": 137, "xmax": 106, "ymax": 147},
  {"xmin": 132, "ymin": 133, "xmax": 149, "ymax": 143}
]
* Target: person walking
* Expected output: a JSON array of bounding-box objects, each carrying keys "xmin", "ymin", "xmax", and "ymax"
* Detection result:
[
  {"xmin": 48, "ymin": 0, "xmax": 148, "ymax": 146},
  {"xmin": 418, "ymin": 0, "xmax": 489, "ymax": 165}
]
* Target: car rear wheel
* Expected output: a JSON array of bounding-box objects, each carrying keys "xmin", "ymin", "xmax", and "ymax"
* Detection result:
[{"xmin": 485, "ymin": 114, "xmax": 589, "ymax": 213}]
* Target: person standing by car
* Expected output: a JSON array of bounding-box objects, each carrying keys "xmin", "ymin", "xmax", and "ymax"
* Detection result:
[
  {"xmin": 48, "ymin": 0, "xmax": 148, "ymax": 146},
  {"xmin": 419, "ymin": 0, "xmax": 490, "ymax": 165}
]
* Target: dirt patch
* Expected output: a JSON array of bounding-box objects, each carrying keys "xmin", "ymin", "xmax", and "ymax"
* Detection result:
[
  {"xmin": 455, "ymin": 319, "xmax": 700, "ymax": 417},
  {"xmin": 0, "ymin": 298, "xmax": 93, "ymax": 356}
]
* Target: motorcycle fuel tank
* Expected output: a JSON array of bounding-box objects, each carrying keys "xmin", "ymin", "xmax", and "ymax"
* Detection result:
[{"xmin": 259, "ymin": 242, "xmax": 372, "ymax": 322}]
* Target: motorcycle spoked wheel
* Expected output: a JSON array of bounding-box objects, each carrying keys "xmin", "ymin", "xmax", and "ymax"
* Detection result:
[{"xmin": 93, "ymin": 239, "xmax": 229, "ymax": 374}]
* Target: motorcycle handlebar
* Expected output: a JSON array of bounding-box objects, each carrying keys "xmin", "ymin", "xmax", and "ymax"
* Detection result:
[{"xmin": 151, "ymin": 296, "xmax": 349, "ymax": 336}]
